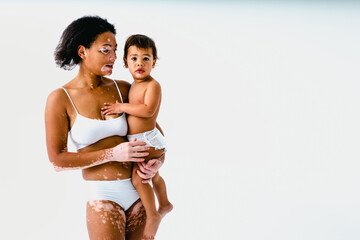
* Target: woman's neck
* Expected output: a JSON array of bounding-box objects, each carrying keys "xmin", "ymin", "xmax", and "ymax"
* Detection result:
[{"xmin": 75, "ymin": 68, "xmax": 104, "ymax": 89}]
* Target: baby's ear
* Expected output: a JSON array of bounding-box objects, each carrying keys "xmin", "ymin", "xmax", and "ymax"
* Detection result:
[
  {"xmin": 123, "ymin": 57, "xmax": 128, "ymax": 68},
  {"xmin": 152, "ymin": 58, "xmax": 157, "ymax": 68}
]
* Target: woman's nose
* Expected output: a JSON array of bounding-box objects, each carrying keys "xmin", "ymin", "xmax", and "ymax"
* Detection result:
[{"xmin": 109, "ymin": 52, "xmax": 117, "ymax": 62}]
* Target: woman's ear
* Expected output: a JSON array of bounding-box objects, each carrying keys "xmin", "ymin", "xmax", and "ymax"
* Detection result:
[
  {"xmin": 78, "ymin": 45, "xmax": 87, "ymax": 60},
  {"xmin": 123, "ymin": 57, "xmax": 128, "ymax": 68}
]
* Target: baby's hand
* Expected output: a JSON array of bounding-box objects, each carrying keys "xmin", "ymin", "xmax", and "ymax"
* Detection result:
[{"xmin": 101, "ymin": 100, "xmax": 123, "ymax": 116}]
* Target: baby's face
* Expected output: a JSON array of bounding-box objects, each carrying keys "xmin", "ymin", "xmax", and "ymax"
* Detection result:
[{"xmin": 124, "ymin": 46, "xmax": 156, "ymax": 81}]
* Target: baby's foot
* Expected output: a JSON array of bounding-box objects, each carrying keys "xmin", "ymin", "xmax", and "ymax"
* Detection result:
[
  {"xmin": 158, "ymin": 202, "xmax": 173, "ymax": 218},
  {"xmin": 143, "ymin": 213, "xmax": 162, "ymax": 240}
]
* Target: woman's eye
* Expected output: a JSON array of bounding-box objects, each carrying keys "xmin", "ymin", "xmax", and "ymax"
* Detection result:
[{"xmin": 99, "ymin": 49, "xmax": 110, "ymax": 54}]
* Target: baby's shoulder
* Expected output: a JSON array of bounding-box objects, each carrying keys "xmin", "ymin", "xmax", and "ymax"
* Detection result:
[{"xmin": 147, "ymin": 78, "xmax": 161, "ymax": 89}]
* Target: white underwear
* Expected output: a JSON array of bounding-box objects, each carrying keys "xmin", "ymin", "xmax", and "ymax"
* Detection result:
[
  {"xmin": 127, "ymin": 128, "xmax": 167, "ymax": 152},
  {"xmin": 85, "ymin": 178, "xmax": 140, "ymax": 211}
]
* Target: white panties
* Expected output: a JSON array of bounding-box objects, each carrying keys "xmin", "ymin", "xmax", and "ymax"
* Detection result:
[{"xmin": 85, "ymin": 178, "xmax": 140, "ymax": 211}]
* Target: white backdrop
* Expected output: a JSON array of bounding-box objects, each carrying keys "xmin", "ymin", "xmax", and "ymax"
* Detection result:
[{"xmin": 0, "ymin": 1, "xmax": 359, "ymax": 239}]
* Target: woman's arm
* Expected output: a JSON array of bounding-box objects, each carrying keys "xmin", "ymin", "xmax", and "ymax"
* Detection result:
[
  {"xmin": 102, "ymin": 80, "xmax": 161, "ymax": 118},
  {"xmin": 45, "ymin": 89, "xmax": 149, "ymax": 171}
]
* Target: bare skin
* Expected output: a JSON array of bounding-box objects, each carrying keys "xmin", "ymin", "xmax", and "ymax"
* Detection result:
[
  {"xmin": 87, "ymin": 199, "xmax": 147, "ymax": 240},
  {"xmin": 45, "ymin": 32, "xmax": 164, "ymax": 239},
  {"xmin": 101, "ymin": 46, "xmax": 173, "ymax": 239}
]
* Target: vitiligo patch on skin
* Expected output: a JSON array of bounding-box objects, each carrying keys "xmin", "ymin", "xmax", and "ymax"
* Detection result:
[
  {"xmin": 53, "ymin": 149, "xmax": 114, "ymax": 171},
  {"xmin": 88, "ymin": 200, "xmax": 126, "ymax": 231},
  {"xmin": 101, "ymin": 65, "xmax": 112, "ymax": 76},
  {"xmin": 126, "ymin": 201, "xmax": 146, "ymax": 233},
  {"xmin": 98, "ymin": 47, "xmax": 111, "ymax": 54}
]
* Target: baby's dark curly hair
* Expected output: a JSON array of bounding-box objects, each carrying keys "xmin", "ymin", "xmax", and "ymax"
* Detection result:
[
  {"xmin": 123, "ymin": 34, "xmax": 158, "ymax": 60},
  {"xmin": 54, "ymin": 16, "xmax": 116, "ymax": 70}
]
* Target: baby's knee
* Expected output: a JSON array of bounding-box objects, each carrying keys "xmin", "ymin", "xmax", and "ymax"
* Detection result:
[{"xmin": 131, "ymin": 173, "xmax": 143, "ymax": 188}]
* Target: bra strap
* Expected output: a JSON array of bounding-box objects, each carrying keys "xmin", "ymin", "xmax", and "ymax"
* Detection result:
[
  {"xmin": 62, "ymin": 88, "xmax": 79, "ymax": 114},
  {"xmin": 112, "ymin": 79, "xmax": 124, "ymax": 103}
]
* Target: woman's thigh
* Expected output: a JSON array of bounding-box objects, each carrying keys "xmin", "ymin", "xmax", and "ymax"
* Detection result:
[
  {"xmin": 125, "ymin": 199, "xmax": 147, "ymax": 240},
  {"xmin": 87, "ymin": 200, "xmax": 126, "ymax": 240}
]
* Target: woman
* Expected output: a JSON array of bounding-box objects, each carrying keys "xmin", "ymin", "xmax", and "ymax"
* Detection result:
[{"xmin": 45, "ymin": 15, "xmax": 164, "ymax": 239}]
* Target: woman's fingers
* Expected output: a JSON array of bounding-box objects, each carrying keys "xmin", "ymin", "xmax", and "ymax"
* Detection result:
[
  {"xmin": 132, "ymin": 145, "xmax": 150, "ymax": 152},
  {"xmin": 130, "ymin": 157, "xmax": 145, "ymax": 162},
  {"xmin": 137, "ymin": 162, "xmax": 152, "ymax": 174},
  {"xmin": 145, "ymin": 159, "xmax": 162, "ymax": 171},
  {"xmin": 141, "ymin": 179, "xmax": 151, "ymax": 184},
  {"xmin": 132, "ymin": 152, "xmax": 149, "ymax": 157},
  {"xmin": 129, "ymin": 139, "xmax": 147, "ymax": 146},
  {"xmin": 136, "ymin": 169, "xmax": 150, "ymax": 179},
  {"xmin": 128, "ymin": 140, "xmax": 149, "ymax": 161}
]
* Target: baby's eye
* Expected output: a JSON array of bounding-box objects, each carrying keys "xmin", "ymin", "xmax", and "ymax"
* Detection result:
[
  {"xmin": 131, "ymin": 57, "xmax": 137, "ymax": 61},
  {"xmin": 143, "ymin": 57, "xmax": 150, "ymax": 61}
]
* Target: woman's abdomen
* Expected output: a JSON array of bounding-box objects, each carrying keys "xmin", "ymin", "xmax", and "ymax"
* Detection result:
[{"xmin": 80, "ymin": 136, "xmax": 133, "ymax": 180}]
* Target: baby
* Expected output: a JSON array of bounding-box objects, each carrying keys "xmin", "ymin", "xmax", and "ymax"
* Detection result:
[{"xmin": 101, "ymin": 34, "xmax": 172, "ymax": 239}]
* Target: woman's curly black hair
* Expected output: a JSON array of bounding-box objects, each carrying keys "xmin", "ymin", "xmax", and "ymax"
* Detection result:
[{"xmin": 54, "ymin": 16, "xmax": 116, "ymax": 70}]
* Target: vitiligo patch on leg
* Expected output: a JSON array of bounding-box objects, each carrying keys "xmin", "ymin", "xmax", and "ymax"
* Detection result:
[
  {"xmin": 88, "ymin": 200, "xmax": 125, "ymax": 231},
  {"xmin": 126, "ymin": 201, "xmax": 146, "ymax": 233}
]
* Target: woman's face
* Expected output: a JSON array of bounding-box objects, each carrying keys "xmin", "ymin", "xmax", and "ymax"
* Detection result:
[{"xmin": 82, "ymin": 31, "xmax": 117, "ymax": 76}]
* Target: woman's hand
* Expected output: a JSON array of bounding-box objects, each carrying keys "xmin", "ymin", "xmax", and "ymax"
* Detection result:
[
  {"xmin": 110, "ymin": 139, "xmax": 149, "ymax": 163},
  {"xmin": 136, "ymin": 154, "xmax": 165, "ymax": 183}
]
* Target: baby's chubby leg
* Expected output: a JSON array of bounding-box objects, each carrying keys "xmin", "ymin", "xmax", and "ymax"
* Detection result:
[
  {"xmin": 152, "ymin": 172, "xmax": 173, "ymax": 218},
  {"xmin": 132, "ymin": 163, "xmax": 161, "ymax": 239}
]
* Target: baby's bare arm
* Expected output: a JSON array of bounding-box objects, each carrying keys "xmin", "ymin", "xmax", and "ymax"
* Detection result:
[{"xmin": 102, "ymin": 80, "xmax": 161, "ymax": 118}]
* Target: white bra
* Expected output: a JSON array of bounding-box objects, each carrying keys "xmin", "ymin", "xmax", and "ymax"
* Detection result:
[{"xmin": 62, "ymin": 80, "xmax": 128, "ymax": 150}]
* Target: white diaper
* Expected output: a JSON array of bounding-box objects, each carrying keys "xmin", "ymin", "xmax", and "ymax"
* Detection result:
[{"xmin": 127, "ymin": 128, "xmax": 167, "ymax": 152}]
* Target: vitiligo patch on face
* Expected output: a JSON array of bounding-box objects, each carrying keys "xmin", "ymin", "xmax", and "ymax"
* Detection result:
[
  {"xmin": 101, "ymin": 65, "xmax": 111, "ymax": 76},
  {"xmin": 98, "ymin": 46, "xmax": 112, "ymax": 54}
]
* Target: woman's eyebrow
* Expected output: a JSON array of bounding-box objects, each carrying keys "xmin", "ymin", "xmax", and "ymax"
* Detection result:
[{"xmin": 101, "ymin": 43, "xmax": 117, "ymax": 47}]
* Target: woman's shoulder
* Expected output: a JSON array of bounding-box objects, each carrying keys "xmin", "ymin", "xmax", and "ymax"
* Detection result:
[
  {"xmin": 48, "ymin": 87, "xmax": 66, "ymax": 99},
  {"xmin": 113, "ymin": 79, "xmax": 131, "ymax": 88},
  {"xmin": 45, "ymin": 88, "xmax": 70, "ymax": 116},
  {"xmin": 46, "ymin": 88, "xmax": 69, "ymax": 107},
  {"xmin": 111, "ymin": 79, "xmax": 131, "ymax": 95}
]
